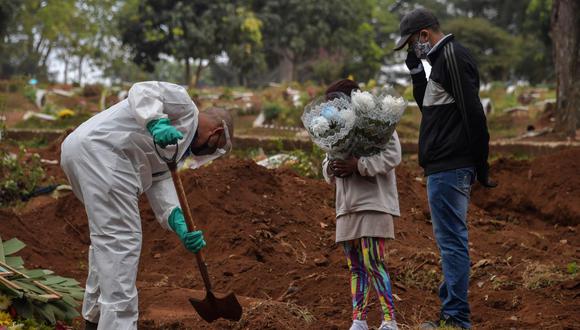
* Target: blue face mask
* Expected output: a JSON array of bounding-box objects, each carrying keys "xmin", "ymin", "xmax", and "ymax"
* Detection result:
[{"xmin": 413, "ymin": 39, "xmax": 432, "ymax": 59}]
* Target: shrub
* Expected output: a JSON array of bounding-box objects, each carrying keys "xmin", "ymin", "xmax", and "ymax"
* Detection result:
[
  {"xmin": 0, "ymin": 146, "xmax": 45, "ymax": 206},
  {"xmin": 82, "ymin": 84, "xmax": 103, "ymax": 97},
  {"xmin": 2, "ymin": 77, "xmax": 27, "ymax": 93},
  {"xmin": 220, "ymin": 87, "xmax": 233, "ymax": 101},
  {"xmin": 23, "ymin": 86, "xmax": 36, "ymax": 104},
  {"xmin": 263, "ymin": 102, "xmax": 285, "ymax": 122},
  {"xmin": 285, "ymin": 146, "xmax": 325, "ymax": 179},
  {"xmin": 309, "ymin": 58, "xmax": 344, "ymax": 84}
]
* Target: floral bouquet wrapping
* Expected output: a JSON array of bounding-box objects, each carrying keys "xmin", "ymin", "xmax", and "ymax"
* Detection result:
[{"xmin": 301, "ymin": 87, "xmax": 406, "ymax": 159}]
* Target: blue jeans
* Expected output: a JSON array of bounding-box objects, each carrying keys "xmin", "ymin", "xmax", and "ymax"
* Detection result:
[{"xmin": 427, "ymin": 167, "xmax": 475, "ymax": 329}]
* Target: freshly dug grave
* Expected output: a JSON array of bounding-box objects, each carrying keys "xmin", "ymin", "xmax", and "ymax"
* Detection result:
[
  {"xmin": 472, "ymin": 148, "xmax": 580, "ymax": 225},
  {"xmin": 1, "ymin": 151, "xmax": 579, "ymax": 329}
]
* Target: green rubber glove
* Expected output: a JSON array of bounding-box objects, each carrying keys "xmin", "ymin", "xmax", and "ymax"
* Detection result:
[
  {"xmin": 168, "ymin": 207, "xmax": 206, "ymax": 253},
  {"xmin": 147, "ymin": 118, "xmax": 184, "ymax": 148}
]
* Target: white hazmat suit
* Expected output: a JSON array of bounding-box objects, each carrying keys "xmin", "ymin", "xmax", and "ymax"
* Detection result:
[{"xmin": 60, "ymin": 81, "xmax": 198, "ymax": 329}]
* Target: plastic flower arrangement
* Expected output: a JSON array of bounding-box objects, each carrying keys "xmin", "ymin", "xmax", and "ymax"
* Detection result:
[{"xmin": 302, "ymin": 86, "xmax": 406, "ymax": 159}]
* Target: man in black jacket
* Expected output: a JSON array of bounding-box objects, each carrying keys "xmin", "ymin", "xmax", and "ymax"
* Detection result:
[{"xmin": 394, "ymin": 8, "xmax": 496, "ymax": 330}]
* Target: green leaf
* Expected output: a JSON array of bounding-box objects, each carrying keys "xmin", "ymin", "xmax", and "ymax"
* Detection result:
[
  {"xmin": 0, "ymin": 235, "xmax": 5, "ymax": 263},
  {"xmin": 6, "ymin": 256, "xmax": 24, "ymax": 268},
  {"xmin": 40, "ymin": 276, "xmax": 68, "ymax": 285},
  {"xmin": 66, "ymin": 289, "xmax": 84, "ymax": 300},
  {"xmin": 0, "ymin": 282, "xmax": 23, "ymax": 297},
  {"xmin": 14, "ymin": 280, "xmax": 46, "ymax": 294},
  {"xmin": 23, "ymin": 269, "xmax": 50, "ymax": 279},
  {"xmin": 37, "ymin": 303, "xmax": 57, "ymax": 325},
  {"xmin": 47, "ymin": 277, "xmax": 80, "ymax": 287},
  {"xmin": 3, "ymin": 238, "xmax": 26, "ymax": 255},
  {"xmin": 25, "ymin": 293, "xmax": 50, "ymax": 303},
  {"xmin": 64, "ymin": 306, "xmax": 80, "ymax": 321},
  {"xmin": 47, "ymin": 303, "xmax": 65, "ymax": 321},
  {"xmin": 60, "ymin": 293, "xmax": 78, "ymax": 308},
  {"xmin": 12, "ymin": 298, "xmax": 34, "ymax": 319}
]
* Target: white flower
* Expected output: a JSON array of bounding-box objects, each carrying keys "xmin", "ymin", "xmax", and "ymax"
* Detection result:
[
  {"xmin": 0, "ymin": 294, "xmax": 11, "ymax": 311},
  {"xmin": 310, "ymin": 116, "xmax": 330, "ymax": 137},
  {"xmin": 339, "ymin": 109, "xmax": 355, "ymax": 126},
  {"xmin": 351, "ymin": 90, "xmax": 376, "ymax": 113},
  {"xmin": 381, "ymin": 95, "xmax": 406, "ymax": 115}
]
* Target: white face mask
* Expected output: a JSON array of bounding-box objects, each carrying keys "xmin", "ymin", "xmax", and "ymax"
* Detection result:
[
  {"xmin": 188, "ymin": 120, "xmax": 232, "ymax": 169},
  {"xmin": 413, "ymin": 36, "xmax": 432, "ymax": 59}
]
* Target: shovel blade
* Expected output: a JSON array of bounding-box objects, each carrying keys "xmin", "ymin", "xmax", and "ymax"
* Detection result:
[{"xmin": 189, "ymin": 291, "xmax": 243, "ymax": 323}]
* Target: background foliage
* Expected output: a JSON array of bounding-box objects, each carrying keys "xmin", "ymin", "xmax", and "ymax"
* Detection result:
[{"xmin": 0, "ymin": 0, "xmax": 554, "ymax": 85}]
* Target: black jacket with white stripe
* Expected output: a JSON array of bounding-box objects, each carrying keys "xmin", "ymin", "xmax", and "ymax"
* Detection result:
[{"xmin": 411, "ymin": 35, "xmax": 491, "ymax": 183}]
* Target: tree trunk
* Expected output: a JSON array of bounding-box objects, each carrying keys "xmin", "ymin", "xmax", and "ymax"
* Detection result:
[
  {"xmin": 64, "ymin": 57, "xmax": 69, "ymax": 85},
  {"xmin": 185, "ymin": 57, "xmax": 191, "ymax": 86},
  {"xmin": 78, "ymin": 55, "xmax": 85, "ymax": 85},
  {"xmin": 41, "ymin": 45, "xmax": 52, "ymax": 68},
  {"xmin": 551, "ymin": 0, "xmax": 580, "ymax": 138},
  {"xmin": 279, "ymin": 49, "xmax": 295, "ymax": 82},
  {"xmin": 194, "ymin": 59, "xmax": 204, "ymax": 88}
]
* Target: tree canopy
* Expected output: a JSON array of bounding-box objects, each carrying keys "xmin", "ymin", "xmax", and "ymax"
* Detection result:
[{"xmin": 0, "ymin": 0, "xmax": 556, "ymax": 86}]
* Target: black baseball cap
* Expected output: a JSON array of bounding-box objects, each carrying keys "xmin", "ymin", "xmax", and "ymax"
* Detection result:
[{"xmin": 393, "ymin": 8, "xmax": 439, "ymax": 51}]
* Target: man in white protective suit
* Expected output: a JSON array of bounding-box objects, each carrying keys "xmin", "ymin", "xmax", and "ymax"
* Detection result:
[{"xmin": 60, "ymin": 81, "xmax": 233, "ymax": 330}]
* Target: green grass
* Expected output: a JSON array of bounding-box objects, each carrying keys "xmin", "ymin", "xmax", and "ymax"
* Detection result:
[{"xmin": 15, "ymin": 137, "xmax": 49, "ymax": 148}]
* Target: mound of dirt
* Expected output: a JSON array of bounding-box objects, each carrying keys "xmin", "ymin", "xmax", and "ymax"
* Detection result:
[
  {"xmin": 473, "ymin": 148, "xmax": 580, "ymax": 225},
  {"xmin": 1, "ymin": 155, "xmax": 579, "ymax": 329}
]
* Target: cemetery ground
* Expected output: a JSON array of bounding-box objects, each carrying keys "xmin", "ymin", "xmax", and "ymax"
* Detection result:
[{"xmin": 0, "ymin": 81, "xmax": 578, "ymax": 329}]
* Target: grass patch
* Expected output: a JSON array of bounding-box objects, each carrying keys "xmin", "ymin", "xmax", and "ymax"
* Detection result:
[
  {"xmin": 396, "ymin": 265, "xmax": 441, "ymax": 293},
  {"xmin": 16, "ymin": 137, "xmax": 49, "ymax": 148},
  {"xmin": 521, "ymin": 262, "xmax": 572, "ymax": 289}
]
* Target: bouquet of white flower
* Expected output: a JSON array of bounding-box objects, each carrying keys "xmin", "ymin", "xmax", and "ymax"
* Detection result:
[{"xmin": 302, "ymin": 86, "xmax": 406, "ymax": 159}]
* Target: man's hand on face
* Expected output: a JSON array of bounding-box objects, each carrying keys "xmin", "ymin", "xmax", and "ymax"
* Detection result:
[
  {"xmin": 331, "ymin": 157, "xmax": 359, "ymax": 178},
  {"xmin": 405, "ymin": 47, "xmax": 423, "ymax": 73}
]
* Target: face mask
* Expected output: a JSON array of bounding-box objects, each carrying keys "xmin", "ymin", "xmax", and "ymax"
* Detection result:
[
  {"xmin": 189, "ymin": 120, "xmax": 232, "ymax": 169},
  {"xmin": 413, "ymin": 38, "xmax": 432, "ymax": 59}
]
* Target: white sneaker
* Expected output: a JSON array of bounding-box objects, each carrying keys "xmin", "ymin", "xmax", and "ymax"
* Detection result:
[
  {"xmin": 349, "ymin": 319, "xmax": 369, "ymax": 330},
  {"xmin": 378, "ymin": 320, "xmax": 399, "ymax": 330}
]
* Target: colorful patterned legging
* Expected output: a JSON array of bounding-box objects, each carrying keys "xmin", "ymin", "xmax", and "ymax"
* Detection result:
[{"xmin": 343, "ymin": 237, "xmax": 396, "ymax": 321}]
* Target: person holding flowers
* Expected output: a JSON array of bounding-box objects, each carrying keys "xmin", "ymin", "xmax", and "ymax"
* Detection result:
[{"xmin": 307, "ymin": 79, "xmax": 403, "ymax": 330}]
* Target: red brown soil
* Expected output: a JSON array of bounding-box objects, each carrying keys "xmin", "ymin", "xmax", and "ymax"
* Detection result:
[
  {"xmin": 1, "ymin": 149, "xmax": 579, "ymax": 329},
  {"xmin": 473, "ymin": 148, "xmax": 580, "ymax": 226}
]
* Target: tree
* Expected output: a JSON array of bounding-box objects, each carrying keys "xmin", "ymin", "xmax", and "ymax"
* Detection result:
[
  {"xmin": 120, "ymin": 0, "xmax": 235, "ymax": 87},
  {"xmin": 447, "ymin": 0, "xmax": 530, "ymax": 34},
  {"xmin": 252, "ymin": 0, "xmax": 386, "ymax": 82},
  {"xmin": 0, "ymin": 0, "xmax": 17, "ymax": 39},
  {"xmin": 223, "ymin": 7, "xmax": 267, "ymax": 86},
  {"xmin": 1, "ymin": 0, "xmax": 78, "ymax": 78},
  {"xmin": 514, "ymin": 0, "xmax": 554, "ymax": 84},
  {"xmin": 0, "ymin": 0, "xmax": 19, "ymax": 77},
  {"xmin": 0, "ymin": 0, "xmax": 113, "ymax": 82},
  {"xmin": 444, "ymin": 17, "xmax": 519, "ymax": 82},
  {"xmin": 551, "ymin": 0, "xmax": 580, "ymax": 138},
  {"xmin": 406, "ymin": 0, "xmax": 554, "ymax": 83}
]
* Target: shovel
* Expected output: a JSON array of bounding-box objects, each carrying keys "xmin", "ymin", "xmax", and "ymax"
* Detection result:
[{"xmin": 155, "ymin": 142, "xmax": 243, "ymax": 323}]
